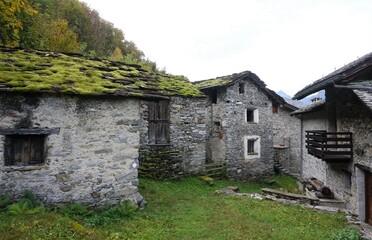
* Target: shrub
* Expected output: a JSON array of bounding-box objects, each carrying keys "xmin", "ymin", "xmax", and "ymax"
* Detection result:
[{"xmin": 7, "ymin": 190, "xmax": 45, "ymax": 215}]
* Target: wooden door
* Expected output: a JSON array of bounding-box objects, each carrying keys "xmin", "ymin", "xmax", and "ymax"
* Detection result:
[{"xmin": 365, "ymin": 171, "xmax": 372, "ymax": 225}]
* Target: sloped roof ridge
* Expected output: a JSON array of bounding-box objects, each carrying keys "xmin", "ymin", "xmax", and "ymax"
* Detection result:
[
  {"xmin": 193, "ymin": 70, "xmax": 297, "ymax": 110},
  {"xmin": 293, "ymin": 51, "xmax": 372, "ymax": 100}
]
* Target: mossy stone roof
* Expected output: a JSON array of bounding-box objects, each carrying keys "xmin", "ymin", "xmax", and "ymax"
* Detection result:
[
  {"xmin": 0, "ymin": 47, "xmax": 204, "ymax": 98},
  {"xmin": 193, "ymin": 70, "xmax": 298, "ymax": 110},
  {"xmin": 193, "ymin": 71, "xmax": 267, "ymax": 89}
]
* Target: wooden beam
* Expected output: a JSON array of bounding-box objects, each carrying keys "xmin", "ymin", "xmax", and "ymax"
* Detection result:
[{"xmin": 0, "ymin": 128, "xmax": 60, "ymax": 135}]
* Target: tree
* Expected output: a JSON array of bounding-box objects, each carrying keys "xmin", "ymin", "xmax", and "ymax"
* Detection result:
[
  {"xmin": 42, "ymin": 19, "xmax": 80, "ymax": 52},
  {"xmin": 0, "ymin": 0, "xmax": 37, "ymax": 46},
  {"xmin": 110, "ymin": 47, "xmax": 123, "ymax": 61}
]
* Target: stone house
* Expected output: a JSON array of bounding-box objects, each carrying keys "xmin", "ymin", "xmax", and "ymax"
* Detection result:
[
  {"xmin": 292, "ymin": 52, "xmax": 372, "ymax": 224},
  {"xmin": 194, "ymin": 71, "xmax": 300, "ymax": 180},
  {"xmin": 0, "ymin": 47, "xmax": 205, "ymax": 206}
]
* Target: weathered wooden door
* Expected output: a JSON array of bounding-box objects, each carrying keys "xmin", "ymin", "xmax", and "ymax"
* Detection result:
[{"xmin": 365, "ymin": 171, "xmax": 372, "ymax": 225}]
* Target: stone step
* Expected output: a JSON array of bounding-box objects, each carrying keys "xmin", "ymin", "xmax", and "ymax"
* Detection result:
[{"xmin": 318, "ymin": 198, "xmax": 346, "ymax": 208}]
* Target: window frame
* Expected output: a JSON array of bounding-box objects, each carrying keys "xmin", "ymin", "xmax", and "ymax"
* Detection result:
[
  {"xmin": 4, "ymin": 134, "xmax": 47, "ymax": 166},
  {"xmin": 148, "ymin": 100, "xmax": 170, "ymax": 145},
  {"xmin": 239, "ymin": 83, "xmax": 245, "ymax": 94},
  {"xmin": 272, "ymin": 104, "xmax": 279, "ymax": 114},
  {"xmin": 244, "ymin": 136, "xmax": 261, "ymax": 159},
  {"xmin": 246, "ymin": 109, "xmax": 259, "ymax": 123},
  {"xmin": 0, "ymin": 128, "xmax": 59, "ymax": 167}
]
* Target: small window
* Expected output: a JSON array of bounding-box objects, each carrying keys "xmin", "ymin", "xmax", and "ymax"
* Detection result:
[
  {"xmin": 246, "ymin": 109, "xmax": 258, "ymax": 123},
  {"xmin": 246, "ymin": 110, "xmax": 254, "ymax": 122},
  {"xmin": 239, "ymin": 83, "xmax": 245, "ymax": 94},
  {"xmin": 211, "ymin": 89, "xmax": 218, "ymax": 104},
  {"xmin": 247, "ymin": 139, "xmax": 255, "ymax": 154},
  {"xmin": 244, "ymin": 136, "xmax": 261, "ymax": 159},
  {"xmin": 5, "ymin": 135, "xmax": 46, "ymax": 166},
  {"xmin": 213, "ymin": 121, "xmax": 222, "ymax": 132},
  {"xmin": 148, "ymin": 100, "xmax": 170, "ymax": 144},
  {"xmin": 272, "ymin": 104, "xmax": 279, "ymax": 113}
]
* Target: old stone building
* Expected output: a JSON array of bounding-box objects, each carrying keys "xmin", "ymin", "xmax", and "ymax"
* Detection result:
[
  {"xmin": 194, "ymin": 71, "xmax": 299, "ymax": 180},
  {"xmin": 272, "ymin": 99, "xmax": 301, "ymax": 176},
  {"xmin": 293, "ymin": 52, "xmax": 372, "ymax": 224},
  {"xmin": 0, "ymin": 47, "xmax": 205, "ymax": 206}
]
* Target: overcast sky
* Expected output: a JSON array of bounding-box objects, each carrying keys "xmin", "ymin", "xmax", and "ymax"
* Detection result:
[{"xmin": 82, "ymin": 0, "xmax": 372, "ymax": 96}]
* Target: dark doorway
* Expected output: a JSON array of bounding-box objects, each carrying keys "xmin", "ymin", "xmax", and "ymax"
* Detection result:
[{"xmin": 365, "ymin": 171, "xmax": 372, "ymax": 225}]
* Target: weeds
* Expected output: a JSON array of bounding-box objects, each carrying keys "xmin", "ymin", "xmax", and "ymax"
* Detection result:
[
  {"xmin": 332, "ymin": 228, "xmax": 361, "ymax": 240},
  {"xmin": 55, "ymin": 200, "xmax": 138, "ymax": 227},
  {"xmin": 3, "ymin": 190, "xmax": 45, "ymax": 215}
]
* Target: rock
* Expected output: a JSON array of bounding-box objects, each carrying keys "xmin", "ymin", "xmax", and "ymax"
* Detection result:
[{"xmin": 199, "ymin": 176, "xmax": 214, "ymax": 186}]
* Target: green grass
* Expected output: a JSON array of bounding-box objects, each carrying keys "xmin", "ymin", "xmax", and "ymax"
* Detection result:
[{"xmin": 0, "ymin": 177, "xmax": 356, "ymax": 240}]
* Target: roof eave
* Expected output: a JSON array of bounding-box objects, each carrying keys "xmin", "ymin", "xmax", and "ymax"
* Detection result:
[{"xmin": 293, "ymin": 75, "xmax": 340, "ymax": 100}]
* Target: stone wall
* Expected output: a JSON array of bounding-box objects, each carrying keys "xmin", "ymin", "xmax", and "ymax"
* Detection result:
[
  {"xmin": 300, "ymin": 109, "xmax": 328, "ymax": 182},
  {"xmin": 206, "ymin": 80, "xmax": 274, "ymax": 181},
  {"xmin": 138, "ymin": 97, "xmax": 206, "ymax": 178},
  {"xmin": 272, "ymin": 106, "xmax": 301, "ymax": 175},
  {"xmin": 332, "ymin": 89, "xmax": 372, "ymax": 215},
  {"xmin": 0, "ymin": 93, "xmax": 143, "ymax": 206}
]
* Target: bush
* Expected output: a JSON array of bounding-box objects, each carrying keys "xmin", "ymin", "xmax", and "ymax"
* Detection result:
[{"xmin": 332, "ymin": 228, "xmax": 361, "ymax": 240}]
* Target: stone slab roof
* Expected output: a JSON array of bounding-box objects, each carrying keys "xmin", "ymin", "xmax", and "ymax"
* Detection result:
[
  {"xmin": 293, "ymin": 51, "xmax": 372, "ymax": 100},
  {"xmin": 193, "ymin": 71, "xmax": 298, "ymax": 110},
  {"xmin": 291, "ymin": 100, "xmax": 325, "ymax": 115},
  {"xmin": 0, "ymin": 47, "xmax": 204, "ymax": 98},
  {"xmin": 353, "ymin": 89, "xmax": 372, "ymax": 111}
]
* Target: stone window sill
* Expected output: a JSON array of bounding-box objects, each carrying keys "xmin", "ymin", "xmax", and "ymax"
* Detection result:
[{"xmin": 3, "ymin": 165, "xmax": 48, "ymax": 172}]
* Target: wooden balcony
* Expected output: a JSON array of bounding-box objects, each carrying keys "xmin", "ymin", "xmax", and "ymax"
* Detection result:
[{"xmin": 305, "ymin": 130, "xmax": 353, "ymax": 163}]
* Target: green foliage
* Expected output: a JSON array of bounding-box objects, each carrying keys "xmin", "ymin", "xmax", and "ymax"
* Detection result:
[
  {"xmin": 56, "ymin": 203, "xmax": 93, "ymax": 218},
  {"xmin": 55, "ymin": 200, "xmax": 138, "ymax": 227},
  {"xmin": 3, "ymin": 0, "xmax": 154, "ymax": 69},
  {"xmin": 332, "ymin": 228, "xmax": 361, "ymax": 240},
  {"xmin": 0, "ymin": 193, "xmax": 11, "ymax": 209},
  {"xmin": 0, "ymin": 0, "xmax": 38, "ymax": 46},
  {"xmin": 6, "ymin": 189, "xmax": 45, "ymax": 215}
]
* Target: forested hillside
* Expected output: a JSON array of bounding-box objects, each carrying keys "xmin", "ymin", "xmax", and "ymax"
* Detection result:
[{"xmin": 0, "ymin": 0, "xmax": 156, "ymax": 70}]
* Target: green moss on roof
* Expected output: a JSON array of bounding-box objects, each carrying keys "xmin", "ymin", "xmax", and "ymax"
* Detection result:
[
  {"xmin": 193, "ymin": 77, "xmax": 232, "ymax": 89},
  {"xmin": 159, "ymin": 74, "xmax": 204, "ymax": 97},
  {"xmin": 0, "ymin": 47, "xmax": 204, "ymax": 98}
]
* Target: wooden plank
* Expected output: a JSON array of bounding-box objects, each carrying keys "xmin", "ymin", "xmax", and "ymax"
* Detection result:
[
  {"xmin": 0, "ymin": 128, "xmax": 60, "ymax": 135},
  {"xmin": 305, "ymin": 141, "xmax": 352, "ymax": 148}
]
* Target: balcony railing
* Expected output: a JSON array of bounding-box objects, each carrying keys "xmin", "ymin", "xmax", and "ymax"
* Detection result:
[{"xmin": 305, "ymin": 130, "xmax": 353, "ymax": 163}]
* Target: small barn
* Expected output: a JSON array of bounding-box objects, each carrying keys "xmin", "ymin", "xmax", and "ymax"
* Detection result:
[
  {"xmin": 0, "ymin": 47, "xmax": 205, "ymax": 206},
  {"xmin": 293, "ymin": 52, "xmax": 372, "ymax": 224},
  {"xmin": 194, "ymin": 71, "xmax": 299, "ymax": 180}
]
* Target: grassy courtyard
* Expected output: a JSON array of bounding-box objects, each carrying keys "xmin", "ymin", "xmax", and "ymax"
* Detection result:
[{"xmin": 0, "ymin": 176, "xmax": 357, "ymax": 240}]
